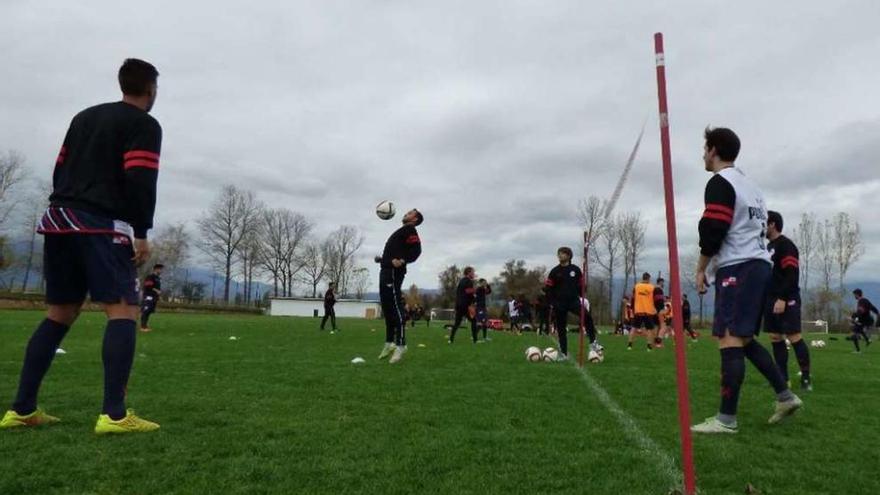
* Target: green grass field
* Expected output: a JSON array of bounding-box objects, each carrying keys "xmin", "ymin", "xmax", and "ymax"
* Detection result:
[{"xmin": 1, "ymin": 310, "xmax": 878, "ymax": 494}]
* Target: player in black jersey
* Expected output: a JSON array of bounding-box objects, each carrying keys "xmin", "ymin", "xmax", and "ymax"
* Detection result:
[
  {"xmin": 1, "ymin": 59, "xmax": 161, "ymax": 433},
  {"xmin": 764, "ymin": 211, "xmax": 812, "ymax": 390},
  {"xmin": 543, "ymin": 247, "xmax": 599, "ymax": 360},
  {"xmin": 850, "ymin": 289, "xmax": 878, "ymax": 353},
  {"xmin": 691, "ymin": 127, "xmax": 800, "ymax": 434},
  {"xmin": 320, "ymin": 282, "xmax": 338, "ymax": 332},
  {"xmin": 681, "ymin": 294, "xmax": 698, "ymax": 341},
  {"xmin": 653, "ymin": 277, "xmax": 668, "ymax": 346},
  {"xmin": 376, "ymin": 209, "xmax": 423, "ymax": 364},
  {"xmin": 475, "ymin": 279, "xmax": 492, "ymax": 341},
  {"xmin": 449, "ymin": 267, "xmax": 478, "ymax": 344},
  {"xmin": 140, "ymin": 264, "xmax": 164, "ymax": 333}
]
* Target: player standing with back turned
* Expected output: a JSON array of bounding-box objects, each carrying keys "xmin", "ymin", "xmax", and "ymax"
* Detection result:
[
  {"xmin": 691, "ymin": 127, "xmax": 801, "ymax": 434},
  {"xmin": 764, "ymin": 211, "xmax": 812, "ymax": 390},
  {"xmin": 1, "ymin": 59, "xmax": 162, "ymax": 434}
]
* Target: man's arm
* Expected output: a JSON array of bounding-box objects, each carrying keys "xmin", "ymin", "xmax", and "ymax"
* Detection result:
[{"xmin": 696, "ymin": 175, "xmax": 735, "ymax": 293}]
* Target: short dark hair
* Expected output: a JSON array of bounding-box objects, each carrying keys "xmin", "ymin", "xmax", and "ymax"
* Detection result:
[
  {"xmin": 153, "ymin": 263, "xmax": 164, "ymax": 269},
  {"xmin": 119, "ymin": 58, "xmax": 159, "ymax": 96},
  {"xmin": 704, "ymin": 127, "xmax": 740, "ymax": 162},
  {"xmin": 463, "ymin": 266, "xmax": 475, "ymax": 276},
  {"xmin": 413, "ymin": 210, "xmax": 424, "ymax": 226},
  {"xmin": 329, "ymin": 281, "xmax": 336, "ymax": 287},
  {"xmin": 767, "ymin": 210, "xmax": 783, "ymax": 232},
  {"xmin": 557, "ymin": 247, "xmax": 573, "ymax": 258},
  {"xmin": 854, "ymin": 289, "xmax": 863, "ymax": 297},
  {"xmin": 641, "ymin": 272, "xmax": 651, "ymax": 281},
  {"xmin": 478, "ymin": 278, "xmax": 486, "ymax": 283},
  {"xmin": 657, "ymin": 277, "xmax": 665, "ymax": 283}
]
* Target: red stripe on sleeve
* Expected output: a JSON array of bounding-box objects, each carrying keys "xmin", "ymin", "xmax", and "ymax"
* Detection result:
[
  {"xmin": 705, "ymin": 203, "xmax": 734, "ymax": 216},
  {"xmin": 702, "ymin": 211, "xmax": 733, "ymax": 223},
  {"xmin": 124, "ymin": 159, "xmax": 160, "ymax": 170},
  {"xmin": 124, "ymin": 150, "xmax": 160, "ymax": 161},
  {"xmin": 405, "ymin": 235, "xmax": 420, "ymax": 244},
  {"xmin": 781, "ymin": 256, "xmax": 799, "ymax": 269}
]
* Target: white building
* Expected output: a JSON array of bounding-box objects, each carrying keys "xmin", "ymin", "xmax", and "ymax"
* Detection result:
[{"xmin": 269, "ymin": 297, "xmax": 381, "ymax": 319}]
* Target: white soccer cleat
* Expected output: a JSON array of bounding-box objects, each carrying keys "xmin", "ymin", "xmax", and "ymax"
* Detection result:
[
  {"xmin": 389, "ymin": 346, "xmax": 407, "ymax": 364},
  {"xmin": 768, "ymin": 395, "xmax": 803, "ymax": 424},
  {"xmin": 378, "ymin": 343, "xmax": 396, "ymax": 360},
  {"xmin": 690, "ymin": 416, "xmax": 738, "ymax": 434}
]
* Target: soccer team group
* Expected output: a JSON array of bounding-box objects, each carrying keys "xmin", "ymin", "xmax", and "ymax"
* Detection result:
[{"xmin": 1, "ymin": 59, "xmax": 878, "ymax": 436}]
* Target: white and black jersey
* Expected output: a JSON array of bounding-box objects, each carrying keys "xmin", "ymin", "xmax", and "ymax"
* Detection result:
[{"xmin": 699, "ymin": 167, "xmax": 771, "ymax": 269}]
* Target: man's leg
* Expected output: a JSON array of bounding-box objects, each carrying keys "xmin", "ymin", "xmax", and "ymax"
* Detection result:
[
  {"xmin": 769, "ymin": 333, "xmax": 790, "ymax": 383},
  {"xmin": 850, "ymin": 325, "xmax": 862, "ymax": 352},
  {"xmin": 449, "ymin": 307, "xmax": 465, "ymax": 343},
  {"xmin": 101, "ymin": 302, "xmax": 139, "ymax": 420},
  {"xmin": 789, "ymin": 333, "xmax": 811, "ymax": 389},
  {"xmin": 330, "ymin": 308, "xmax": 337, "ymax": 331},
  {"xmin": 320, "ymin": 310, "xmax": 329, "ymax": 330},
  {"xmin": 470, "ymin": 316, "xmax": 478, "ymax": 343},
  {"xmin": 554, "ymin": 306, "xmax": 569, "ymax": 356},
  {"xmin": 10, "ymin": 304, "xmax": 81, "ymax": 415},
  {"xmin": 716, "ymin": 334, "xmax": 746, "ymax": 427}
]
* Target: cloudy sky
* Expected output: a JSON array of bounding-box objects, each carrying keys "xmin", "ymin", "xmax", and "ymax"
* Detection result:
[{"xmin": 2, "ymin": 1, "xmax": 878, "ymax": 290}]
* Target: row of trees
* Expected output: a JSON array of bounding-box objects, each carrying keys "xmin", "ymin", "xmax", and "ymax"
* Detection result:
[
  {"xmin": 0, "ymin": 150, "xmax": 368, "ymax": 304},
  {"xmin": 195, "ymin": 184, "xmax": 368, "ymax": 304}
]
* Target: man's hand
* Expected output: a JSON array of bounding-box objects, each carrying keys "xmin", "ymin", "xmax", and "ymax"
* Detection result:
[
  {"xmin": 374, "ymin": 256, "xmax": 382, "ymax": 263},
  {"xmin": 391, "ymin": 259, "xmax": 405, "ymax": 268},
  {"xmin": 133, "ymin": 238, "xmax": 150, "ymax": 267},
  {"xmin": 696, "ymin": 271, "xmax": 707, "ymax": 295},
  {"xmin": 773, "ymin": 299, "xmax": 786, "ymax": 314}
]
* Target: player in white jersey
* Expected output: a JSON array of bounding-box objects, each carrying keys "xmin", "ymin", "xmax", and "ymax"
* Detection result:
[{"xmin": 691, "ymin": 127, "xmax": 802, "ymax": 434}]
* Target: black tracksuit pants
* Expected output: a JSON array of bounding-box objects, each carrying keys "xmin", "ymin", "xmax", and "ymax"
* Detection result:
[
  {"xmin": 450, "ymin": 305, "xmax": 477, "ymax": 343},
  {"xmin": 380, "ymin": 267, "xmax": 407, "ymax": 346}
]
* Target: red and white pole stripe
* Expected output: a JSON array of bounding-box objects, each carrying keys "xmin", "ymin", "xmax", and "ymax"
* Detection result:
[{"xmin": 654, "ymin": 32, "xmax": 697, "ymax": 495}]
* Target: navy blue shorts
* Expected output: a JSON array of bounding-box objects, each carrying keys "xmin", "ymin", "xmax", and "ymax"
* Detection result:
[
  {"xmin": 43, "ymin": 233, "xmax": 139, "ymax": 306},
  {"xmin": 712, "ymin": 260, "xmax": 771, "ymax": 338},
  {"xmin": 764, "ymin": 297, "xmax": 802, "ymax": 334},
  {"xmin": 632, "ymin": 314, "xmax": 656, "ymax": 330}
]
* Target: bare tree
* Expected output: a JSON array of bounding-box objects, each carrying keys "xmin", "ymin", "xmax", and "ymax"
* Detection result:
[
  {"xmin": 325, "ymin": 225, "xmax": 365, "ymax": 296},
  {"xmin": 619, "ymin": 211, "xmax": 646, "ymax": 289},
  {"xmin": 238, "ymin": 232, "xmax": 261, "ymax": 304},
  {"xmin": 590, "ymin": 215, "xmax": 622, "ymax": 321},
  {"xmin": 144, "ymin": 223, "xmax": 191, "ymax": 300},
  {"xmin": 0, "ymin": 150, "xmax": 28, "ymax": 232},
  {"xmin": 352, "ymin": 267, "xmax": 370, "ymax": 299},
  {"xmin": 299, "ymin": 237, "xmax": 331, "ymax": 298},
  {"xmin": 437, "ymin": 265, "xmax": 462, "ymax": 308},
  {"xmin": 811, "ymin": 218, "xmax": 837, "ymax": 319},
  {"xmin": 794, "ymin": 212, "xmax": 816, "ymax": 295},
  {"xmin": 196, "ymin": 185, "xmax": 262, "ymax": 303},
  {"xmin": 18, "ymin": 180, "xmax": 50, "ymax": 292},
  {"xmin": 257, "ymin": 208, "xmax": 312, "ymax": 296},
  {"xmin": 832, "ymin": 212, "xmax": 864, "ymax": 319}
]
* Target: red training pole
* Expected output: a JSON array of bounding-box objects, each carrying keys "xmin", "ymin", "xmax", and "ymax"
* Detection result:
[
  {"xmin": 578, "ymin": 231, "xmax": 588, "ymax": 367},
  {"xmin": 654, "ymin": 32, "xmax": 696, "ymax": 495}
]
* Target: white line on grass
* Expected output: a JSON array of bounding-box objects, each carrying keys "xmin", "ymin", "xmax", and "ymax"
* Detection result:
[{"xmin": 571, "ymin": 362, "xmax": 682, "ymax": 488}]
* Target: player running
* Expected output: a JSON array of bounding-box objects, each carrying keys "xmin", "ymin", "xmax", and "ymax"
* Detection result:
[
  {"xmin": 449, "ymin": 267, "xmax": 478, "ymax": 344},
  {"xmin": 1, "ymin": 59, "xmax": 162, "ymax": 434},
  {"xmin": 691, "ymin": 127, "xmax": 801, "ymax": 434},
  {"xmin": 544, "ymin": 247, "xmax": 599, "ymax": 361},
  {"xmin": 850, "ymin": 289, "xmax": 878, "ymax": 353},
  {"xmin": 376, "ymin": 209, "xmax": 423, "ymax": 364},
  {"xmin": 764, "ymin": 211, "xmax": 812, "ymax": 390},
  {"xmin": 139, "ymin": 263, "xmax": 164, "ymax": 332},
  {"xmin": 627, "ymin": 272, "xmax": 657, "ymax": 351}
]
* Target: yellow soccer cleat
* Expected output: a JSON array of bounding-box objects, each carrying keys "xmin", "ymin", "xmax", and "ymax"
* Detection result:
[
  {"xmin": 0, "ymin": 408, "xmax": 61, "ymax": 429},
  {"xmin": 94, "ymin": 409, "xmax": 160, "ymax": 435}
]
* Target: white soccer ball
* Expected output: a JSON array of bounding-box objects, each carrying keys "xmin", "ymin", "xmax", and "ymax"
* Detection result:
[
  {"xmin": 588, "ymin": 349, "xmax": 604, "ymax": 363},
  {"xmin": 542, "ymin": 347, "xmax": 559, "ymax": 362},
  {"xmin": 376, "ymin": 200, "xmax": 396, "ymax": 220},
  {"xmin": 525, "ymin": 346, "xmax": 543, "ymax": 362}
]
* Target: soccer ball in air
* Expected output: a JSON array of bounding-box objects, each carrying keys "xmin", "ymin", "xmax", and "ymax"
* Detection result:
[
  {"xmin": 588, "ymin": 349, "xmax": 604, "ymax": 363},
  {"xmin": 376, "ymin": 200, "xmax": 396, "ymax": 220},
  {"xmin": 525, "ymin": 346, "xmax": 542, "ymax": 362},
  {"xmin": 542, "ymin": 347, "xmax": 559, "ymax": 362}
]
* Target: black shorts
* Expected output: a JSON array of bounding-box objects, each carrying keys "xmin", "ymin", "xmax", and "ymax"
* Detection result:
[
  {"xmin": 712, "ymin": 260, "xmax": 771, "ymax": 338},
  {"xmin": 142, "ymin": 295, "xmax": 158, "ymax": 314},
  {"xmin": 764, "ymin": 298, "xmax": 802, "ymax": 334},
  {"xmin": 43, "ymin": 233, "xmax": 139, "ymax": 306},
  {"xmin": 632, "ymin": 314, "xmax": 656, "ymax": 330}
]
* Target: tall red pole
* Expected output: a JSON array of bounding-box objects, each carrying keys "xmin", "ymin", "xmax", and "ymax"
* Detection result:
[
  {"xmin": 654, "ymin": 32, "xmax": 696, "ymax": 495},
  {"xmin": 578, "ymin": 231, "xmax": 588, "ymax": 367}
]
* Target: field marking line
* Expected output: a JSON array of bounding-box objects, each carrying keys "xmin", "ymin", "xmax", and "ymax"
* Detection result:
[{"xmin": 541, "ymin": 334, "xmax": 683, "ymax": 489}]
